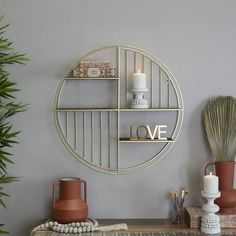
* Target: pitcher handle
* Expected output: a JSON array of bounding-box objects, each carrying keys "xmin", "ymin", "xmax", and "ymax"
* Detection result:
[
  {"xmin": 204, "ymin": 162, "xmax": 215, "ymax": 175},
  {"xmin": 81, "ymin": 180, "xmax": 87, "ymax": 203},
  {"xmin": 52, "ymin": 181, "xmax": 59, "ymax": 207}
]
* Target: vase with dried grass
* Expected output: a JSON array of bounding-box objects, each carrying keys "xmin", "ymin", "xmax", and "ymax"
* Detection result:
[{"xmin": 203, "ymin": 96, "xmax": 236, "ymax": 214}]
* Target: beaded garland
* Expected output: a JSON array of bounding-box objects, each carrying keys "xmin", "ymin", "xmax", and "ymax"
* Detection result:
[{"xmin": 32, "ymin": 218, "xmax": 98, "ymax": 234}]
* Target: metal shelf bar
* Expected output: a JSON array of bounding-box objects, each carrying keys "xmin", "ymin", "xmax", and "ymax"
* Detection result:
[
  {"xmin": 74, "ymin": 112, "xmax": 77, "ymax": 150},
  {"xmin": 125, "ymin": 50, "xmax": 128, "ymax": 107},
  {"xmin": 120, "ymin": 108, "xmax": 182, "ymax": 112},
  {"xmin": 134, "ymin": 52, "xmax": 137, "ymax": 72},
  {"xmin": 65, "ymin": 111, "xmax": 68, "ymax": 139},
  {"xmin": 117, "ymin": 111, "xmax": 120, "ymax": 171},
  {"xmin": 83, "ymin": 112, "xmax": 86, "ymax": 158},
  {"xmin": 117, "ymin": 47, "xmax": 121, "ymax": 172},
  {"xmin": 142, "ymin": 55, "xmax": 144, "ymax": 72},
  {"xmin": 57, "ymin": 108, "xmax": 119, "ymax": 112},
  {"xmin": 100, "ymin": 111, "xmax": 102, "ymax": 166},
  {"xmin": 150, "ymin": 60, "xmax": 153, "ymax": 108},
  {"xmin": 108, "ymin": 111, "xmax": 111, "ymax": 168},
  {"xmin": 58, "ymin": 108, "xmax": 182, "ymax": 112},
  {"xmin": 167, "ymin": 77, "xmax": 170, "ymax": 108},
  {"xmin": 64, "ymin": 77, "xmax": 119, "ymax": 80},
  {"xmin": 91, "ymin": 111, "xmax": 94, "ymax": 163},
  {"xmin": 159, "ymin": 68, "xmax": 162, "ymax": 108},
  {"xmin": 119, "ymin": 138, "xmax": 174, "ymax": 143}
]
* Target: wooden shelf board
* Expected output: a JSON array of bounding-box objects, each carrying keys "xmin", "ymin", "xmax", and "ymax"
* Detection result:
[
  {"xmin": 56, "ymin": 108, "xmax": 182, "ymax": 112},
  {"xmin": 64, "ymin": 77, "xmax": 119, "ymax": 80},
  {"xmin": 120, "ymin": 108, "xmax": 183, "ymax": 112},
  {"xmin": 119, "ymin": 138, "xmax": 174, "ymax": 143},
  {"xmin": 56, "ymin": 108, "xmax": 119, "ymax": 112}
]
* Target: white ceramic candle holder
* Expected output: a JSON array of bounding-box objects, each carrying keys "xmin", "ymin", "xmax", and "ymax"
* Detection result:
[
  {"xmin": 130, "ymin": 88, "xmax": 148, "ymax": 109},
  {"xmin": 201, "ymin": 191, "xmax": 221, "ymax": 234}
]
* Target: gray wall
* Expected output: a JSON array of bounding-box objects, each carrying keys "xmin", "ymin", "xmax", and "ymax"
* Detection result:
[{"xmin": 1, "ymin": 0, "xmax": 236, "ymax": 235}]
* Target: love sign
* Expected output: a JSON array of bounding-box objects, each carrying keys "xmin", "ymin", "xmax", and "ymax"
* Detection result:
[{"xmin": 130, "ymin": 124, "xmax": 167, "ymax": 140}]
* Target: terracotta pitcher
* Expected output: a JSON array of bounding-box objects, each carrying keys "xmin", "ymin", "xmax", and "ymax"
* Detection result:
[
  {"xmin": 52, "ymin": 177, "xmax": 88, "ymax": 223},
  {"xmin": 205, "ymin": 162, "xmax": 236, "ymax": 214}
]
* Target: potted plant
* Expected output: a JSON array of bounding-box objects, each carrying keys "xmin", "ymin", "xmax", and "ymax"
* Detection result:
[
  {"xmin": 0, "ymin": 16, "xmax": 28, "ymax": 233},
  {"xmin": 203, "ymin": 96, "xmax": 236, "ymax": 213}
]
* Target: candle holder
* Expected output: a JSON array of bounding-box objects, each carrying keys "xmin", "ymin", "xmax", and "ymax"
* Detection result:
[
  {"xmin": 201, "ymin": 191, "xmax": 221, "ymax": 234},
  {"xmin": 130, "ymin": 88, "xmax": 148, "ymax": 109}
]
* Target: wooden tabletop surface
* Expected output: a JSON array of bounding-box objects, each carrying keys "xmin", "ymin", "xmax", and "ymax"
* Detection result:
[
  {"xmin": 30, "ymin": 219, "xmax": 236, "ymax": 235},
  {"xmin": 98, "ymin": 219, "xmax": 236, "ymax": 233}
]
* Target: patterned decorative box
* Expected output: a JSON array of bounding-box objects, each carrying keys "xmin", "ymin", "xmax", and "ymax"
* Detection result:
[
  {"xmin": 186, "ymin": 206, "xmax": 236, "ymax": 228},
  {"xmin": 73, "ymin": 61, "xmax": 116, "ymax": 78},
  {"xmin": 73, "ymin": 67, "xmax": 116, "ymax": 78},
  {"xmin": 79, "ymin": 61, "xmax": 111, "ymax": 68}
]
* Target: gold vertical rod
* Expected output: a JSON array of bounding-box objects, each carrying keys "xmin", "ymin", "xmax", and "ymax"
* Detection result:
[
  {"xmin": 108, "ymin": 111, "xmax": 111, "ymax": 168},
  {"xmin": 150, "ymin": 60, "xmax": 153, "ymax": 108},
  {"xmin": 117, "ymin": 111, "xmax": 120, "ymax": 172},
  {"xmin": 117, "ymin": 47, "xmax": 121, "ymax": 172},
  {"xmin": 134, "ymin": 52, "xmax": 137, "ymax": 72},
  {"xmin": 65, "ymin": 111, "xmax": 68, "ymax": 139},
  {"xmin": 100, "ymin": 111, "xmax": 102, "ymax": 166},
  {"xmin": 167, "ymin": 79, "xmax": 170, "ymax": 108},
  {"xmin": 91, "ymin": 111, "xmax": 94, "ymax": 163},
  {"xmin": 83, "ymin": 112, "xmax": 86, "ymax": 158},
  {"xmin": 117, "ymin": 47, "xmax": 121, "ymax": 78},
  {"xmin": 159, "ymin": 67, "xmax": 162, "ymax": 108},
  {"xmin": 125, "ymin": 50, "xmax": 128, "ymax": 107},
  {"xmin": 117, "ymin": 47, "xmax": 121, "ymax": 108},
  {"xmin": 74, "ymin": 112, "xmax": 77, "ymax": 150},
  {"xmin": 142, "ymin": 55, "xmax": 144, "ymax": 72}
]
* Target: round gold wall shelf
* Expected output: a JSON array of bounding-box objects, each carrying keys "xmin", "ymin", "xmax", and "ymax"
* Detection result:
[{"xmin": 54, "ymin": 45, "xmax": 184, "ymax": 175}]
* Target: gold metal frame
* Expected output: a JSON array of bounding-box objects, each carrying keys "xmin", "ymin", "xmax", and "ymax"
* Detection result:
[{"xmin": 54, "ymin": 45, "xmax": 184, "ymax": 175}]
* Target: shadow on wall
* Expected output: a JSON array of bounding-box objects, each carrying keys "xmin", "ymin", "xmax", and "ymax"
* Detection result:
[
  {"xmin": 9, "ymin": 178, "xmax": 53, "ymax": 236},
  {"xmin": 185, "ymin": 98, "xmax": 212, "ymax": 206}
]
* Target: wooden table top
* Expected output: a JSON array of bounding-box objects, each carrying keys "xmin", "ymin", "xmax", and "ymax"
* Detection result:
[{"xmin": 30, "ymin": 219, "xmax": 236, "ymax": 236}]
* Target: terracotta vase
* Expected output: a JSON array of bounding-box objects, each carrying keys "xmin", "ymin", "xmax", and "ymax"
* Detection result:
[
  {"xmin": 52, "ymin": 177, "xmax": 88, "ymax": 223},
  {"xmin": 205, "ymin": 162, "xmax": 236, "ymax": 214}
]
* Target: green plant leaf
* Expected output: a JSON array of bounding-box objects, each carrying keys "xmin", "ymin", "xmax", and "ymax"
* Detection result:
[
  {"xmin": 0, "ymin": 190, "xmax": 9, "ymax": 197},
  {"xmin": 0, "ymin": 229, "xmax": 9, "ymax": 234},
  {"xmin": 0, "ymin": 175, "xmax": 18, "ymax": 183},
  {"xmin": 0, "ymin": 16, "xmax": 28, "ymax": 234},
  {"xmin": 0, "ymin": 223, "xmax": 8, "ymax": 234},
  {"xmin": 0, "ymin": 198, "xmax": 6, "ymax": 208}
]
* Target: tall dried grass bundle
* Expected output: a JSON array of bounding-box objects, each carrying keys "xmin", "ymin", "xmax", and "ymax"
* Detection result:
[{"xmin": 202, "ymin": 96, "xmax": 236, "ymax": 162}]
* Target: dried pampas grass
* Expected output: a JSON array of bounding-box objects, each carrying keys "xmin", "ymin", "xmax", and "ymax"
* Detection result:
[{"xmin": 202, "ymin": 96, "xmax": 236, "ymax": 162}]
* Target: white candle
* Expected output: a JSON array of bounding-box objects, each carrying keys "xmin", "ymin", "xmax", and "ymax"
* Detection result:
[
  {"xmin": 133, "ymin": 69, "xmax": 147, "ymax": 89},
  {"xmin": 203, "ymin": 172, "xmax": 219, "ymax": 194}
]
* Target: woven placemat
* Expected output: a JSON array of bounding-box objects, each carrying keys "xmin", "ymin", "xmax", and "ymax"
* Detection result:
[
  {"xmin": 91, "ymin": 233, "xmax": 236, "ymax": 236},
  {"xmin": 31, "ymin": 231, "xmax": 236, "ymax": 236}
]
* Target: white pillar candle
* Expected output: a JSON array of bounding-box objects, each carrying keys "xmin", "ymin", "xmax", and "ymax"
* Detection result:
[
  {"xmin": 133, "ymin": 70, "xmax": 147, "ymax": 89},
  {"xmin": 203, "ymin": 172, "xmax": 219, "ymax": 194}
]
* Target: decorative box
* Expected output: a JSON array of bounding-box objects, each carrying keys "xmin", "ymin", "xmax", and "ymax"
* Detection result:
[
  {"xmin": 79, "ymin": 61, "xmax": 111, "ymax": 68},
  {"xmin": 73, "ymin": 61, "xmax": 116, "ymax": 78},
  {"xmin": 186, "ymin": 206, "xmax": 204, "ymax": 228},
  {"xmin": 73, "ymin": 67, "xmax": 116, "ymax": 78},
  {"xmin": 186, "ymin": 206, "xmax": 236, "ymax": 228},
  {"xmin": 106, "ymin": 68, "xmax": 116, "ymax": 77}
]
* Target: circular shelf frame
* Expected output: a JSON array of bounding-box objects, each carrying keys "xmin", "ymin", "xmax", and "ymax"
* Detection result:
[{"xmin": 54, "ymin": 45, "xmax": 184, "ymax": 175}]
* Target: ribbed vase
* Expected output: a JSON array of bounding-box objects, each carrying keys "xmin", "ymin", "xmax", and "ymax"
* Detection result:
[{"xmin": 207, "ymin": 162, "xmax": 236, "ymax": 214}]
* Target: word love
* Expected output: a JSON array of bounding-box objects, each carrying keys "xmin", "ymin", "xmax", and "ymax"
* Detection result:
[{"xmin": 130, "ymin": 124, "xmax": 167, "ymax": 140}]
